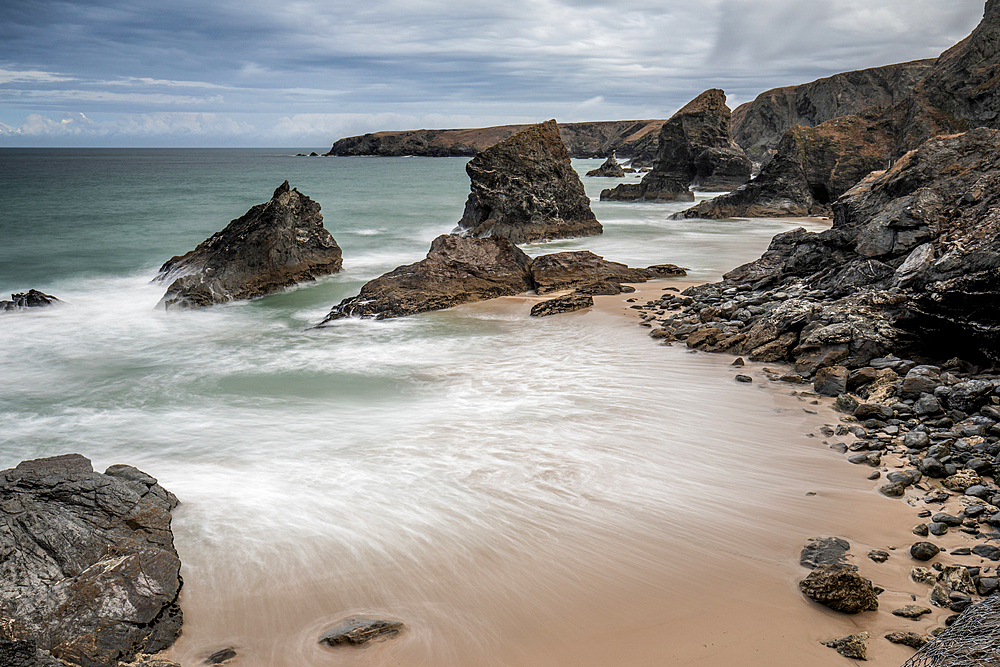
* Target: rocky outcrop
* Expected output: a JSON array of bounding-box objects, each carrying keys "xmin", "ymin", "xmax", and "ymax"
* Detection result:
[
  {"xmin": 731, "ymin": 59, "xmax": 935, "ymax": 163},
  {"xmin": 320, "ymin": 235, "xmax": 535, "ymax": 321},
  {"xmin": 585, "ymin": 154, "xmax": 626, "ymax": 177},
  {"xmin": 320, "ymin": 238, "xmax": 683, "ymax": 322},
  {"xmin": 642, "ymin": 128, "xmax": 1000, "ymax": 369},
  {"xmin": 155, "ymin": 181, "xmax": 343, "ymax": 309},
  {"xmin": 674, "ymin": 114, "xmax": 893, "ymax": 219},
  {"xmin": 455, "ymin": 120, "xmax": 602, "ymax": 243},
  {"xmin": 0, "ymin": 290, "xmax": 61, "ymax": 312},
  {"xmin": 684, "ymin": 2, "xmax": 1000, "ymax": 219},
  {"xmin": 601, "ymin": 90, "xmax": 751, "ymax": 202},
  {"xmin": 0, "ymin": 454, "xmax": 182, "ymax": 667},
  {"xmin": 325, "ymin": 120, "xmax": 667, "ymax": 162}
]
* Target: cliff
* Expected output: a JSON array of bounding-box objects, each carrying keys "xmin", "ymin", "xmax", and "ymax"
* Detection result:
[
  {"xmin": 731, "ymin": 59, "xmax": 935, "ymax": 163},
  {"xmin": 326, "ymin": 119, "xmax": 667, "ymax": 163}
]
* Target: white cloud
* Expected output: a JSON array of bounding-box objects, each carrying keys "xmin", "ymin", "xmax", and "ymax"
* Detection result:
[
  {"xmin": 0, "ymin": 68, "xmax": 75, "ymax": 85},
  {"xmin": 8, "ymin": 112, "xmax": 255, "ymax": 138}
]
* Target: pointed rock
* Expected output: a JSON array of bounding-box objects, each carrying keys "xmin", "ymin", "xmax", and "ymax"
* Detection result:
[
  {"xmin": 455, "ymin": 120, "xmax": 602, "ymax": 243},
  {"xmin": 155, "ymin": 181, "xmax": 342, "ymax": 309}
]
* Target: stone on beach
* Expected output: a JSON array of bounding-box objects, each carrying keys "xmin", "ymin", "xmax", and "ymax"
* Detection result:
[
  {"xmin": 155, "ymin": 181, "xmax": 343, "ymax": 309},
  {"xmin": 319, "ymin": 618, "xmax": 404, "ymax": 646},
  {"xmin": 798, "ymin": 563, "xmax": 879, "ymax": 613}
]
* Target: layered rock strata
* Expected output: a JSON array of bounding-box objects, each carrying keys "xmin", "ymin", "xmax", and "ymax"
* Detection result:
[
  {"xmin": 320, "ymin": 237, "xmax": 684, "ymax": 322},
  {"xmin": 155, "ymin": 181, "xmax": 343, "ymax": 309},
  {"xmin": 601, "ymin": 89, "xmax": 752, "ymax": 202},
  {"xmin": 455, "ymin": 120, "xmax": 602, "ymax": 243},
  {"xmin": 0, "ymin": 454, "xmax": 182, "ymax": 667}
]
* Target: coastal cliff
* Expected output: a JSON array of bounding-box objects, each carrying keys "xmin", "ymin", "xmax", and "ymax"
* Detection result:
[
  {"xmin": 326, "ymin": 119, "xmax": 666, "ymax": 163},
  {"xmin": 731, "ymin": 59, "xmax": 935, "ymax": 163}
]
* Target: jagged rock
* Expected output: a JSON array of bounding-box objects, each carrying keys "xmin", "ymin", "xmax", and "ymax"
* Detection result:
[
  {"xmin": 325, "ymin": 119, "xmax": 667, "ymax": 161},
  {"xmin": 319, "ymin": 618, "xmax": 404, "ymax": 646},
  {"xmin": 893, "ymin": 605, "xmax": 933, "ymax": 618},
  {"xmin": 939, "ymin": 566, "xmax": 978, "ymax": 595},
  {"xmin": 822, "ymin": 632, "xmax": 870, "ymax": 660},
  {"xmin": 814, "ymin": 366, "xmax": 849, "ymax": 397},
  {"xmin": 731, "ymin": 59, "xmax": 934, "ymax": 163},
  {"xmin": 0, "ymin": 454, "xmax": 182, "ymax": 667},
  {"xmin": 530, "ymin": 294, "xmax": 594, "ymax": 317},
  {"xmin": 601, "ymin": 90, "xmax": 751, "ymax": 202},
  {"xmin": 586, "ymin": 153, "xmax": 626, "ymax": 177},
  {"xmin": 0, "ymin": 289, "xmax": 61, "ymax": 312},
  {"xmin": 800, "ymin": 536, "xmax": 852, "ymax": 569},
  {"xmin": 455, "ymin": 120, "xmax": 602, "ymax": 243},
  {"xmin": 529, "ymin": 251, "xmax": 655, "ymax": 295},
  {"xmin": 320, "ymin": 235, "xmax": 534, "ymax": 321},
  {"xmin": 799, "ymin": 563, "xmax": 880, "ymax": 613},
  {"xmin": 155, "ymin": 181, "xmax": 342, "ymax": 309}
]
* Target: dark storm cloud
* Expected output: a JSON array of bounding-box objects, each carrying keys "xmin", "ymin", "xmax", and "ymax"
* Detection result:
[{"xmin": 0, "ymin": 0, "xmax": 988, "ymax": 145}]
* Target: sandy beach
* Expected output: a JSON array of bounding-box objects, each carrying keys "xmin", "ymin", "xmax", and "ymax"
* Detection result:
[{"xmin": 162, "ymin": 279, "xmax": 977, "ymax": 667}]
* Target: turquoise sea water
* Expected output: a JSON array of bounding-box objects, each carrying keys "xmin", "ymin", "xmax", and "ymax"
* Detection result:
[{"xmin": 0, "ymin": 149, "xmax": 836, "ymax": 666}]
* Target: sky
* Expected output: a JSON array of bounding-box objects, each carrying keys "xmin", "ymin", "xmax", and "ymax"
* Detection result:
[{"xmin": 0, "ymin": 0, "xmax": 987, "ymax": 147}]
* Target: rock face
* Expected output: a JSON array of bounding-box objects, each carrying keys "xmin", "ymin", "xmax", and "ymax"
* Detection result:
[
  {"xmin": 0, "ymin": 454, "xmax": 182, "ymax": 667},
  {"xmin": 601, "ymin": 90, "xmax": 752, "ymax": 202},
  {"xmin": 455, "ymin": 120, "xmax": 602, "ymax": 243},
  {"xmin": 799, "ymin": 563, "xmax": 880, "ymax": 613},
  {"xmin": 585, "ymin": 154, "xmax": 626, "ymax": 177},
  {"xmin": 731, "ymin": 59, "xmax": 935, "ymax": 163},
  {"xmin": 683, "ymin": 2, "xmax": 1000, "ymax": 220},
  {"xmin": 325, "ymin": 119, "xmax": 667, "ymax": 162},
  {"xmin": 320, "ymin": 239, "xmax": 681, "ymax": 322},
  {"xmin": 645, "ymin": 128, "xmax": 1000, "ymax": 370},
  {"xmin": 675, "ymin": 114, "xmax": 894, "ymax": 219},
  {"xmin": 0, "ymin": 290, "xmax": 61, "ymax": 312},
  {"xmin": 155, "ymin": 181, "xmax": 343, "ymax": 309}
]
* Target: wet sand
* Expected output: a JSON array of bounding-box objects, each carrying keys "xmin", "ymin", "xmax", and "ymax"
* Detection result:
[{"xmin": 166, "ymin": 279, "xmax": 956, "ymax": 667}]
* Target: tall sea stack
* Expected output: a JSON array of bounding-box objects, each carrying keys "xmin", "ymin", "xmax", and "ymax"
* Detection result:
[{"xmin": 455, "ymin": 119, "xmax": 602, "ymax": 244}]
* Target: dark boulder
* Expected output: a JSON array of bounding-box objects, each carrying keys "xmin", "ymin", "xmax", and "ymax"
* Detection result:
[
  {"xmin": 155, "ymin": 181, "xmax": 343, "ymax": 309},
  {"xmin": 799, "ymin": 563, "xmax": 879, "ymax": 613},
  {"xmin": 455, "ymin": 120, "xmax": 602, "ymax": 243},
  {"xmin": 319, "ymin": 618, "xmax": 404, "ymax": 647},
  {"xmin": 320, "ymin": 235, "xmax": 534, "ymax": 321},
  {"xmin": 910, "ymin": 541, "xmax": 941, "ymax": 561},
  {"xmin": 0, "ymin": 289, "xmax": 61, "ymax": 313},
  {"xmin": 530, "ymin": 294, "xmax": 594, "ymax": 317},
  {"xmin": 586, "ymin": 153, "xmax": 626, "ymax": 177},
  {"xmin": 800, "ymin": 536, "xmax": 851, "ymax": 568},
  {"xmin": 601, "ymin": 89, "xmax": 751, "ymax": 202},
  {"xmin": 0, "ymin": 454, "xmax": 182, "ymax": 667}
]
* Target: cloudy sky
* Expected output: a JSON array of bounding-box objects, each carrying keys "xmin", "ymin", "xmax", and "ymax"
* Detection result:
[{"xmin": 0, "ymin": 0, "xmax": 986, "ymax": 147}]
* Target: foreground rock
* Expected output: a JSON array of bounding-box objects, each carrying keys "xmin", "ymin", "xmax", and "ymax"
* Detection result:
[
  {"xmin": 319, "ymin": 618, "xmax": 404, "ymax": 646},
  {"xmin": 155, "ymin": 181, "xmax": 343, "ymax": 309},
  {"xmin": 325, "ymin": 119, "xmax": 667, "ymax": 163},
  {"xmin": 800, "ymin": 536, "xmax": 851, "ymax": 568},
  {"xmin": 822, "ymin": 632, "xmax": 870, "ymax": 660},
  {"xmin": 321, "ymin": 240, "xmax": 683, "ymax": 322},
  {"xmin": 799, "ymin": 563, "xmax": 880, "ymax": 613},
  {"xmin": 455, "ymin": 120, "xmax": 602, "ymax": 243},
  {"xmin": 601, "ymin": 89, "xmax": 751, "ymax": 202},
  {"xmin": 0, "ymin": 289, "xmax": 61, "ymax": 312},
  {"xmin": 585, "ymin": 153, "xmax": 626, "ymax": 177},
  {"xmin": 530, "ymin": 294, "xmax": 594, "ymax": 317},
  {"xmin": 0, "ymin": 454, "xmax": 182, "ymax": 667}
]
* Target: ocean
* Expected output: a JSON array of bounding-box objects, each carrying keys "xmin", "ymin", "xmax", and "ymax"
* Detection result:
[{"xmin": 0, "ymin": 149, "xmax": 851, "ymax": 666}]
